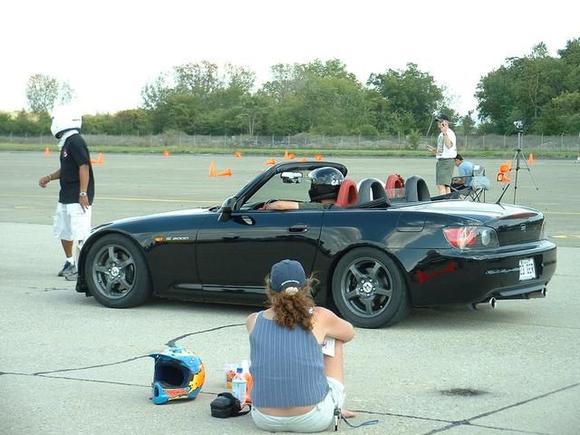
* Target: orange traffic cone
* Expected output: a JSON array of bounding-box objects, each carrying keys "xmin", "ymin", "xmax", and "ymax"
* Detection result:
[
  {"xmin": 314, "ymin": 154, "xmax": 323, "ymax": 161},
  {"xmin": 234, "ymin": 151, "xmax": 242, "ymax": 158},
  {"xmin": 265, "ymin": 159, "xmax": 276, "ymax": 166},
  {"xmin": 43, "ymin": 146, "xmax": 51, "ymax": 157},
  {"xmin": 527, "ymin": 153, "xmax": 534, "ymax": 166},
  {"xmin": 283, "ymin": 150, "xmax": 296, "ymax": 160},
  {"xmin": 208, "ymin": 161, "xmax": 217, "ymax": 177},
  {"xmin": 216, "ymin": 168, "xmax": 233, "ymax": 177},
  {"xmin": 91, "ymin": 153, "xmax": 104, "ymax": 165},
  {"xmin": 163, "ymin": 149, "xmax": 172, "ymax": 157}
]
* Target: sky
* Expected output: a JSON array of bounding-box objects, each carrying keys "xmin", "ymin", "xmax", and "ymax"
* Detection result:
[{"xmin": 2, "ymin": 0, "xmax": 578, "ymax": 116}]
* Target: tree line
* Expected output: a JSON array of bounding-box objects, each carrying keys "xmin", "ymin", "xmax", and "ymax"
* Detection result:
[{"xmin": 2, "ymin": 38, "xmax": 578, "ymax": 139}]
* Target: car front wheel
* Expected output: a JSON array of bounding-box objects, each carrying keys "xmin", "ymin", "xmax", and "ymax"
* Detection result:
[
  {"xmin": 332, "ymin": 247, "xmax": 409, "ymax": 328},
  {"xmin": 84, "ymin": 234, "xmax": 152, "ymax": 308}
]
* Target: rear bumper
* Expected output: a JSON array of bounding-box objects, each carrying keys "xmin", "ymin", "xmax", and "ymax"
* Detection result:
[{"xmin": 408, "ymin": 240, "xmax": 557, "ymax": 306}]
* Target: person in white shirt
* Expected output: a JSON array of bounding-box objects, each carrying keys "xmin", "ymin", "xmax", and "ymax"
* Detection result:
[{"xmin": 427, "ymin": 114, "xmax": 457, "ymax": 194}]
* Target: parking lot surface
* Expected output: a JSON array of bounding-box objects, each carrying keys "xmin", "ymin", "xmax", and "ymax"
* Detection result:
[{"xmin": 1, "ymin": 152, "xmax": 579, "ymax": 434}]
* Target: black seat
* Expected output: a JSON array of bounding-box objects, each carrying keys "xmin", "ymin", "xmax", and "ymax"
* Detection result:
[
  {"xmin": 357, "ymin": 178, "xmax": 390, "ymax": 206},
  {"xmin": 405, "ymin": 176, "xmax": 431, "ymax": 202}
]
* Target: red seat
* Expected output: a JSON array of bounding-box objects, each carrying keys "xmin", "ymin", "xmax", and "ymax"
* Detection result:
[
  {"xmin": 385, "ymin": 174, "xmax": 405, "ymax": 200},
  {"xmin": 335, "ymin": 179, "xmax": 358, "ymax": 207}
]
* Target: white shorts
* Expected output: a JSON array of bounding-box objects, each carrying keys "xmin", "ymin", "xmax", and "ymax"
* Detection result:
[
  {"xmin": 53, "ymin": 202, "xmax": 92, "ymax": 241},
  {"xmin": 251, "ymin": 377, "xmax": 345, "ymax": 433}
]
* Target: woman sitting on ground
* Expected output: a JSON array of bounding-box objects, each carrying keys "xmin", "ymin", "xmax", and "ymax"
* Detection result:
[{"xmin": 246, "ymin": 259, "xmax": 355, "ymax": 433}]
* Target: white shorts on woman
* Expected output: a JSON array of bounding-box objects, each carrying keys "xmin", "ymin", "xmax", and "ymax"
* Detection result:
[{"xmin": 251, "ymin": 376, "xmax": 345, "ymax": 433}]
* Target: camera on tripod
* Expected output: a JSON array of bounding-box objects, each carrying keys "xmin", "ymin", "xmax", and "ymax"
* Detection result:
[{"xmin": 513, "ymin": 120, "xmax": 524, "ymax": 133}]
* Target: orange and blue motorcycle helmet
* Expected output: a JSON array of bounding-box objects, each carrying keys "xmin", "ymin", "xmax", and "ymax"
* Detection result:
[{"xmin": 149, "ymin": 346, "xmax": 205, "ymax": 405}]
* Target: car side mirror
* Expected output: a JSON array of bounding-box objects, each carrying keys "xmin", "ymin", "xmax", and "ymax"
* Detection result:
[
  {"xmin": 218, "ymin": 196, "xmax": 237, "ymax": 222},
  {"xmin": 281, "ymin": 171, "xmax": 303, "ymax": 184}
]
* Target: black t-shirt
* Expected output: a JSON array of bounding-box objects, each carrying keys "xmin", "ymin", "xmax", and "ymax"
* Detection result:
[{"xmin": 59, "ymin": 134, "xmax": 95, "ymax": 204}]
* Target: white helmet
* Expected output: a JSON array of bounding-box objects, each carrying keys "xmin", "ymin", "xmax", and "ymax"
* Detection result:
[{"xmin": 50, "ymin": 105, "xmax": 82, "ymax": 138}]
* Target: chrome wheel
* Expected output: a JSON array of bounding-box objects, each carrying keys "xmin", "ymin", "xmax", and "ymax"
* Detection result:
[
  {"xmin": 332, "ymin": 247, "xmax": 409, "ymax": 328},
  {"xmin": 92, "ymin": 244, "xmax": 137, "ymax": 300},
  {"xmin": 339, "ymin": 256, "xmax": 394, "ymax": 319}
]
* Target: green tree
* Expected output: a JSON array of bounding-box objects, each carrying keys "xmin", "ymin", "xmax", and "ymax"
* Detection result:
[
  {"xmin": 367, "ymin": 63, "xmax": 444, "ymax": 134},
  {"xmin": 476, "ymin": 41, "xmax": 574, "ymax": 134},
  {"xmin": 536, "ymin": 91, "xmax": 580, "ymax": 134},
  {"xmin": 25, "ymin": 74, "xmax": 73, "ymax": 113},
  {"xmin": 260, "ymin": 59, "xmax": 372, "ymax": 135},
  {"xmin": 26, "ymin": 74, "xmax": 58, "ymax": 113}
]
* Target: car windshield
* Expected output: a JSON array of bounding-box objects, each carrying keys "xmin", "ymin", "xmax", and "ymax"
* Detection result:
[{"xmin": 243, "ymin": 169, "xmax": 312, "ymax": 207}]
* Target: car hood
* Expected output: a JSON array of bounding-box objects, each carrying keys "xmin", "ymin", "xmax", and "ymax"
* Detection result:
[{"xmin": 92, "ymin": 207, "xmax": 214, "ymax": 233}]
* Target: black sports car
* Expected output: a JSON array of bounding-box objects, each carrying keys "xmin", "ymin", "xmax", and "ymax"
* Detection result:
[{"xmin": 76, "ymin": 161, "xmax": 557, "ymax": 328}]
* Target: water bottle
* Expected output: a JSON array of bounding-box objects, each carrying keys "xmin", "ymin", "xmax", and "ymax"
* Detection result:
[
  {"xmin": 241, "ymin": 359, "xmax": 253, "ymax": 404},
  {"xmin": 231, "ymin": 367, "xmax": 247, "ymax": 404}
]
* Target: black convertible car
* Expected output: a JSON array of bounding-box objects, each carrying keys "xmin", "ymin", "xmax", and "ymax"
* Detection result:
[{"xmin": 76, "ymin": 161, "xmax": 556, "ymax": 328}]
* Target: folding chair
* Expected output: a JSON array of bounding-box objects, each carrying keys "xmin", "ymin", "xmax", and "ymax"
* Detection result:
[
  {"xmin": 469, "ymin": 164, "xmax": 490, "ymax": 202},
  {"xmin": 450, "ymin": 164, "xmax": 490, "ymax": 202}
]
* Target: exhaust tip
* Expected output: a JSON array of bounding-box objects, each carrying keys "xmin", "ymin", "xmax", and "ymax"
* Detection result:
[{"xmin": 469, "ymin": 297, "xmax": 497, "ymax": 310}]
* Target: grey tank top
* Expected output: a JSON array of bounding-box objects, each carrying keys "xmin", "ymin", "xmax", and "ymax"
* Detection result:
[{"xmin": 250, "ymin": 311, "xmax": 329, "ymax": 408}]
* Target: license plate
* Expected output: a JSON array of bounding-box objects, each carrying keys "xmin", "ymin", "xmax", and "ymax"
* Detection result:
[{"xmin": 519, "ymin": 258, "xmax": 536, "ymax": 281}]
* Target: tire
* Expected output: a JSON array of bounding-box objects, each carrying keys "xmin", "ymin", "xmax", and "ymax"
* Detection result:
[
  {"xmin": 331, "ymin": 247, "xmax": 409, "ymax": 328},
  {"xmin": 84, "ymin": 233, "xmax": 152, "ymax": 308}
]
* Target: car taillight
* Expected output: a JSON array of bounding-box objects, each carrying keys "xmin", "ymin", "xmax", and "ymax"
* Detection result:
[{"xmin": 443, "ymin": 226, "xmax": 498, "ymax": 249}]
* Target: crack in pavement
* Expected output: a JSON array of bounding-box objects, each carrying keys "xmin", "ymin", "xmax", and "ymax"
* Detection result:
[
  {"xmin": 421, "ymin": 382, "xmax": 580, "ymax": 435},
  {"xmin": 165, "ymin": 322, "xmax": 244, "ymax": 347},
  {"xmin": 1, "ymin": 323, "xmax": 245, "ymax": 377},
  {"xmin": 2, "ymin": 323, "xmax": 576, "ymax": 434}
]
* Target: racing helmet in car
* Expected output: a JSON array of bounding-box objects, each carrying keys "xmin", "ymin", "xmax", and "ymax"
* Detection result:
[
  {"xmin": 50, "ymin": 105, "xmax": 82, "ymax": 138},
  {"xmin": 308, "ymin": 167, "xmax": 344, "ymax": 202},
  {"xmin": 149, "ymin": 345, "xmax": 205, "ymax": 405}
]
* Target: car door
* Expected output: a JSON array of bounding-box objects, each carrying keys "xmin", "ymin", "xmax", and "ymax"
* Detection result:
[{"xmin": 196, "ymin": 209, "xmax": 324, "ymax": 300}]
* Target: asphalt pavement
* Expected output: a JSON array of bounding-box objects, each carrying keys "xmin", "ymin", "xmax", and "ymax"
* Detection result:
[{"xmin": 1, "ymin": 152, "xmax": 579, "ymax": 434}]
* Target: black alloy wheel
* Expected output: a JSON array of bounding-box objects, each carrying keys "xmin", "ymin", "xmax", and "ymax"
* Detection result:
[
  {"xmin": 85, "ymin": 234, "xmax": 151, "ymax": 308},
  {"xmin": 332, "ymin": 247, "xmax": 409, "ymax": 328}
]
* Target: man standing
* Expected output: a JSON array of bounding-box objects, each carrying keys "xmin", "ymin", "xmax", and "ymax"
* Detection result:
[
  {"xmin": 38, "ymin": 106, "xmax": 95, "ymax": 280},
  {"xmin": 427, "ymin": 114, "xmax": 457, "ymax": 194}
]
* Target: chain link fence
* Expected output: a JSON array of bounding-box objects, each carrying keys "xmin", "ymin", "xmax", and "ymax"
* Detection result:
[{"xmin": 2, "ymin": 133, "xmax": 579, "ymax": 152}]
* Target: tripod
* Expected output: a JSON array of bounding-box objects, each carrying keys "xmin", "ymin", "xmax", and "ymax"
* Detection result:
[{"xmin": 511, "ymin": 131, "xmax": 539, "ymax": 204}]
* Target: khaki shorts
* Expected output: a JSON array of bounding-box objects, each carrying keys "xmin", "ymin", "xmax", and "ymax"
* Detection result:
[
  {"xmin": 436, "ymin": 158, "xmax": 455, "ymax": 186},
  {"xmin": 251, "ymin": 377, "xmax": 345, "ymax": 433},
  {"xmin": 53, "ymin": 203, "xmax": 92, "ymax": 241}
]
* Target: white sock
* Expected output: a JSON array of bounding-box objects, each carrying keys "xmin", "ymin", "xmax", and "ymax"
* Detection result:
[{"xmin": 67, "ymin": 256, "xmax": 75, "ymax": 265}]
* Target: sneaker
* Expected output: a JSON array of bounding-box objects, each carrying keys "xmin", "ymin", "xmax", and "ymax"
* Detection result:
[
  {"xmin": 58, "ymin": 261, "xmax": 74, "ymax": 277},
  {"xmin": 63, "ymin": 264, "xmax": 78, "ymax": 281}
]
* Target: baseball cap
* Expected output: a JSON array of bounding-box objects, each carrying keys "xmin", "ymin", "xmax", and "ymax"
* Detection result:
[
  {"xmin": 270, "ymin": 259, "xmax": 306, "ymax": 292},
  {"xmin": 436, "ymin": 114, "xmax": 450, "ymax": 122}
]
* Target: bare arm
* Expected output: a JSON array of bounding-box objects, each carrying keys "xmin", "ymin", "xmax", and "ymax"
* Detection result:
[
  {"xmin": 246, "ymin": 312, "xmax": 258, "ymax": 333},
  {"xmin": 38, "ymin": 169, "xmax": 61, "ymax": 188},
  {"xmin": 315, "ymin": 307, "xmax": 355, "ymax": 343},
  {"xmin": 443, "ymin": 134, "xmax": 454, "ymax": 148},
  {"xmin": 263, "ymin": 200, "xmax": 299, "ymax": 210},
  {"xmin": 78, "ymin": 164, "xmax": 90, "ymax": 211}
]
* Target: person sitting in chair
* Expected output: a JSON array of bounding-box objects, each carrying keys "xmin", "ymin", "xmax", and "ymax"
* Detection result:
[
  {"xmin": 451, "ymin": 154, "xmax": 475, "ymax": 189},
  {"xmin": 263, "ymin": 167, "xmax": 343, "ymax": 210}
]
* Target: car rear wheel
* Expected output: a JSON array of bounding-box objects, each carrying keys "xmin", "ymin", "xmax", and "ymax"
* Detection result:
[
  {"xmin": 332, "ymin": 247, "xmax": 409, "ymax": 328},
  {"xmin": 84, "ymin": 234, "xmax": 152, "ymax": 308}
]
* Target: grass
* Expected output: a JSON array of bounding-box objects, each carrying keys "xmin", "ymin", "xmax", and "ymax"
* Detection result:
[{"xmin": 0, "ymin": 142, "xmax": 577, "ymax": 159}]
